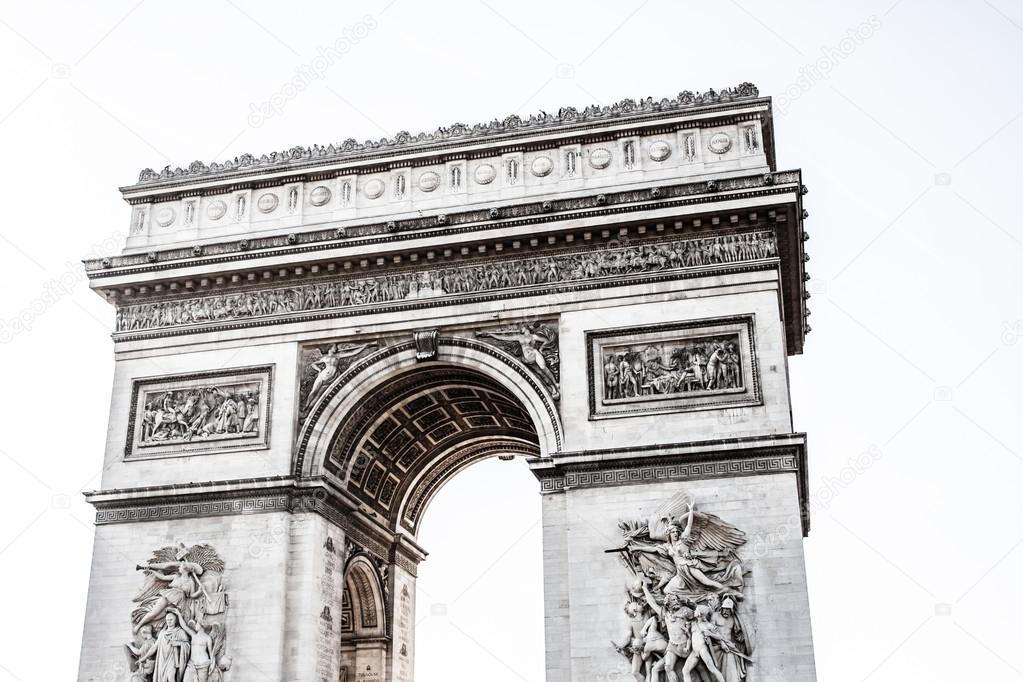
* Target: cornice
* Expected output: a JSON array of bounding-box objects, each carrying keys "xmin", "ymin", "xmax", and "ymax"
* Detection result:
[
  {"xmin": 84, "ymin": 474, "xmax": 424, "ymax": 573},
  {"xmin": 125, "ymin": 84, "xmax": 763, "ymax": 192},
  {"xmin": 88, "ymin": 170, "xmax": 802, "ymax": 277},
  {"xmin": 529, "ymin": 433, "xmax": 810, "ymax": 535}
]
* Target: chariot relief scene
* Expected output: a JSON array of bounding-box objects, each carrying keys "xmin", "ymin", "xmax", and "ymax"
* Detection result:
[{"xmin": 610, "ymin": 494, "xmax": 753, "ymax": 682}]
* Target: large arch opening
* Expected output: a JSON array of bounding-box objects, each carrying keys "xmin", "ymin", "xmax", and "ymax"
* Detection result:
[
  {"xmin": 323, "ymin": 362, "xmax": 544, "ymax": 534},
  {"xmin": 412, "ymin": 457, "xmax": 545, "ymax": 681},
  {"xmin": 313, "ymin": 350, "xmax": 554, "ymax": 680}
]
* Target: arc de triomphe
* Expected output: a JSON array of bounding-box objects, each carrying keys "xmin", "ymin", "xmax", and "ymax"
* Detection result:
[{"xmin": 78, "ymin": 83, "xmax": 816, "ymax": 681}]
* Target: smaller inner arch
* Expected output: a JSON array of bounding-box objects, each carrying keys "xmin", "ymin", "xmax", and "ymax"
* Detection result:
[{"xmin": 326, "ymin": 365, "xmax": 541, "ymax": 533}]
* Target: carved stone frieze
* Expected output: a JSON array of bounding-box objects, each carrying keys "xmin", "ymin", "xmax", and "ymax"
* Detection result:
[
  {"xmin": 587, "ymin": 317, "xmax": 760, "ymax": 419},
  {"xmin": 127, "ymin": 543, "xmax": 232, "ymax": 681},
  {"xmin": 134, "ymin": 84, "xmax": 760, "ymax": 185},
  {"xmin": 125, "ymin": 366, "xmax": 273, "ymax": 458},
  {"xmin": 114, "ymin": 231, "xmax": 778, "ymax": 335},
  {"xmin": 610, "ymin": 494, "xmax": 753, "ymax": 681}
]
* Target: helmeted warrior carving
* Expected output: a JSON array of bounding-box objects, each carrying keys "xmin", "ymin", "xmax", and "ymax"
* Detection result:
[{"xmin": 609, "ymin": 493, "xmax": 754, "ymax": 682}]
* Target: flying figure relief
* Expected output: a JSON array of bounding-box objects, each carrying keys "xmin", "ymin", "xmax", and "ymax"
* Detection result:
[
  {"xmin": 608, "ymin": 493, "xmax": 754, "ymax": 682},
  {"xmin": 476, "ymin": 322, "xmax": 560, "ymax": 399},
  {"xmin": 304, "ymin": 341, "xmax": 379, "ymax": 409}
]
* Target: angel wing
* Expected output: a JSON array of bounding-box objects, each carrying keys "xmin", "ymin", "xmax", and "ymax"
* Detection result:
[
  {"xmin": 529, "ymin": 322, "xmax": 560, "ymax": 379},
  {"xmin": 185, "ymin": 543, "xmax": 225, "ymax": 573},
  {"xmin": 478, "ymin": 330, "xmax": 524, "ymax": 358},
  {"xmin": 688, "ymin": 510, "xmax": 746, "ymax": 555},
  {"xmin": 649, "ymin": 492, "xmax": 746, "ymax": 554}
]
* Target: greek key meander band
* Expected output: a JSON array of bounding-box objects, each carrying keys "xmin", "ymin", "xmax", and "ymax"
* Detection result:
[
  {"xmin": 536, "ymin": 454, "xmax": 799, "ymax": 492},
  {"xmin": 93, "ymin": 453, "xmax": 798, "ymax": 524}
]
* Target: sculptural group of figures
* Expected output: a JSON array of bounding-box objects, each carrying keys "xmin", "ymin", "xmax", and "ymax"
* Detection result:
[
  {"xmin": 140, "ymin": 385, "xmax": 259, "ymax": 445},
  {"xmin": 114, "ymin": 232, "xmax": 777, "ymax": 333},
  {"xmin": 604, "ymin": 337, "xmax": 742, "ymax": 401},
  {"xmin": 126, "ymin": 544, "xmax": 231, "ymax": 682},
  {"xmin": 610, "ymin": 495, "xmax": 753, "ymax": 682}
]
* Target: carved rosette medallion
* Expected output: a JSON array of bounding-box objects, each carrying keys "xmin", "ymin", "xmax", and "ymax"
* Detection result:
[
  {"xmin": 473, "ymin": 163, "xmax": 496, "ymax": 185},
  {"xmin": 708, "ymin": 132, "xmax": 732, "ymax": 154},
  {"xmin": 610, "ymin": 493, "xmax": 754, "ymax": 681},
  {"xmin": 363, "ymin": 179, "xmax": 385, "ymax": 200},
  {"xmin": 589, "ymin": 147, "xmax": 613, "ymax": 169},
  {"xmin": 309, "ymin": 185, "xmax": 332, "ymax": 206},
  {"xmin": 257, "ymin": 192, "xmax": 279, "ymax": 213},
  {"xmin": 649, "ymin": 140, "xmax": 672, "ymax": 162},
  {"xmin": 154, "ymin": 207, "xmax": 176, "ymax": 227},
  {"xmin": 530, "ymin": 155, "xmax": 554, "ymax": 177},
  {"xmin": 417, "ymin": 171, "xmax": 440, "ymax": 192},
  {"xmin": 127, "ymin": 543, "xmax": 232, "ymax": 681},
  {"xmin": 206, "ymin": 200, "xmax": 227, "ymax": 221}
]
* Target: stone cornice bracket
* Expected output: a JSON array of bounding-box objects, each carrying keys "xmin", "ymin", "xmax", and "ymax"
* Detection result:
[{"xmin": 413, "ymin": 329, "xmax": 439, "ymax": 362}]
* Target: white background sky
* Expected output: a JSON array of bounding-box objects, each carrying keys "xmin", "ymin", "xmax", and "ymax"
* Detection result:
[{"xmin": 0, "ymin": 1, "xmax": 1021, "ymax": 680}]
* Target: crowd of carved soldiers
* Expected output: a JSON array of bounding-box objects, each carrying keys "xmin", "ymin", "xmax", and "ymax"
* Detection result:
[{"xmin": 116, "ymin": 232, "xmax": 776, "ymax": 332}]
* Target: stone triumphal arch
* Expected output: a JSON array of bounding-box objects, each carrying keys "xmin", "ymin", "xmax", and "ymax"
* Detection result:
[{"xmin": 79, "ymin": 83, "xmax": 816, "ymax": 681}]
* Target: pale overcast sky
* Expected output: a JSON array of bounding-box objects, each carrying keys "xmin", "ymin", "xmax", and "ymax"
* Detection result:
[{"xmin": 0, "ymin": 1, "xmax": 1020, "ymax": 680}]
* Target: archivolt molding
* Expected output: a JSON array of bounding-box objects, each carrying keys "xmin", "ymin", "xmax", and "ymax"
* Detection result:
[{"xmin": 295, "ymin": 336, "xmax": 562, "ymax": 479}]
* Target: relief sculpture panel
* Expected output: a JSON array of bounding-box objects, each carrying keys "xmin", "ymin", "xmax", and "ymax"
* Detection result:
[
  {"xmin": 115, "ymin": 231, "xmax": 777, "ymax": 335},
  {"xmin": 126, "ymin": 543, "xmax": 232, "ymax": 682},
  {"xmin": 588, "ymin": 317, "xmax": 759, "ymax": 418},
  {"xmin": 125, "ymin": 366, "xmax": 272, "ymax": 458},
  {"xmin": 609, "ymin": 493, "xmax": 753, "ymax": 682}
]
